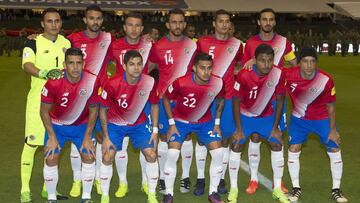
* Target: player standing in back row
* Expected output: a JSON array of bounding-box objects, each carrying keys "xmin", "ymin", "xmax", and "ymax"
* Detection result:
[
  {"xmin": 196, "ymin": 9, "xmax": 243, "ymax": 195},
  {"xmin": 241, "ymin": 8, "xmax": 297, "ymax": 195},
  {"xmin": 286, "ymin": 47, "xmax": 348, "ymax": 203}
]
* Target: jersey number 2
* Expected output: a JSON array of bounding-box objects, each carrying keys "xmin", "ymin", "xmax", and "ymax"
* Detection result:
[{"xmin": 183, "ymin": 97, "xmax": 196, "ymax": 108}]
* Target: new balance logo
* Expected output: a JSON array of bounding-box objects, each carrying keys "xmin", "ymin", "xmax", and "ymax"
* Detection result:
[
  {"xmin": 120, "ymin": 94, "xmax": 127, "ymax": 98},
  {"xmin": 188, "ymin": 93, "xmax": 194, "ymax": 97},
  {"xmin": 334, "ymin": 161, "xmax": 343, "ymax": 164},
  {"xmin": 100, "ymin": 177, "xmax": 108, "ymax": 180},
  {"xmin": 166, "ymin": 50, "xmax": 171, "ymax": 54},
  {"xmin": 81, "ymin": 44, "xmax": 87, "ymax": 48},
  {"xmin": 164, "ymin": 172, "xmax": 170, "ymax": 176},
  {"xmin": 22, "ymin": 163, "xmax": 30, "ymax": 166},
  {"xmin": 63, "ymin": 92, "xmax": 69, "ymax": 96},
  {"xmin": 249, "ymin": 154, "xmax": 258, "ymax": 157}
]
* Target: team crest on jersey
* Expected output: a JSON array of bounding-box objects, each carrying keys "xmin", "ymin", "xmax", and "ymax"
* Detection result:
[
  {"xmin": 139, "ymin": 48, "xmax": 145, "ymax": 55},
  {"xmin": 41, "ymin": 87, "xmax": 48, "ymax": 97},
  {"xmin": 184, "ymin": 48, "xmax": 189, "ymax": 54},
  {"xmin": 266, "ymin": 80, "xmax": 274, "ymax": 88},
  {"xmin": 43, "ymin": 50, "xmax": 49, "ymax": 54},
  {"xmin": 139, "ymin": 90, "xmax": 146, "ymax": 97},
  {"xmin": 79, "ymin": 89, "xmax": 87, "ymax": 96},
  {"xmin": 309, "ymin": 87, "xmax": 318, "ymax": 94},
  {"xmin": 227, "ymin": 47, "xmax": 234, "ymax": 53},
  {"xmin": 207, "ymin": 91, "xmax": 215, "ymax": 99},
  {"xmin": 100, "ymin": 42, "xmax": 106, "ymax": 49},
  {"xmin": 273, "ymin": 47, "xmax": 279, "ymax": 55},
  {"xmin": 28, "ymin": 135, "xmax": 35, "ymax": 141}
]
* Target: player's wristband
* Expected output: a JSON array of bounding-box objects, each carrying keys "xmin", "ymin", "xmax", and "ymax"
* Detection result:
[
  {"xmin": 152, "ymin": 127, "xmax": 159, "ymax": 134},
  {"xmin": 215, "ymin": 118, "xmax": 221, "ymax": 125},
  {"xmin": 38, "ymin": 69, "xmax": 49, "ymax": 79},
  {"xmin": 168, "ymin": 118, "xmax": 175, "ymax": 125}
]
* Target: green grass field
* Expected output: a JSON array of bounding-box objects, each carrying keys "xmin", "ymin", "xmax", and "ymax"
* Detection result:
[{"xmin": 0, "ymin": 53, "xmax": 359, "ymax": 203}]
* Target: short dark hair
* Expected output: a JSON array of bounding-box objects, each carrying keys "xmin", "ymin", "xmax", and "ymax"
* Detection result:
[
  {"xmin": 65, "ymin": 47, "xmax": 84, "ymax": 61},
  {"xmin": 85, "ymin": 4, "xmax": 102, "ymax": 15},
  {"xmin": 194, "ymin": 52, "xmax": 213, "ymax": 66},
  {"xmin": 258, "ymin": 8, "xmax": 276, "ymax": 20},
  {"xmin": 214, "ymin": 9, "xmax": 230, "ymax": 21},
  {"xmin": 299, "ymin": 47, "xmax": 317, "ymax": 61},
  {"xmin": 255, "ymin": 44, "xmax": 274, "ymax": 58},
  {"xmin": 167, "ymin": 8, "xmax": 185, "ymax": 22},
  {"xmin": 125, "ymin": 12, "xmax": 143, "ymax": 23},
  {"xmin": 42, "ymin": 8, "xmax": 60, "ymax": 20},
  {"xmin": 124, "ymin": 50, "xmax": 143, "ymax": 65}
]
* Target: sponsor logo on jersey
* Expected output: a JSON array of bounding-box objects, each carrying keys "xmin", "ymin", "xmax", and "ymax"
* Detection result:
[
  {"xmin": 188, "ymin": 93, "xmax": 194, "ymax": 97},
  {"xmin": 120, "ymin": 94, "xmax": 127, "ymax": 98},
  {"xmin": 79, "ymin": 89, "xmax": 87, "ymax": 96},
  {"xmin": 81, "ymin": 44, "xmax": 87, "ymax": 48},
  {"xmin": 63, "ymin": 92, "xmax": 69, "ymax": 97}
]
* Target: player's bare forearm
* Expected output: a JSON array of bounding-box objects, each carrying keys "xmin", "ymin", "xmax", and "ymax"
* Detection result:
[
  {"xmin": 273, "ymin": 94, "xmax": 285, "ymax": 129},
  {"xmin": 40, "ymin": 103, "xmax": 56, "ymax": 138},
  {"xmin": 23, "ymin": 62, "xmax": 41, "ymax": 78},
  {"xmin": 99, "ymin": 107, "xmax": 110, "ymax": 138},
  {"xmin": 150, "ymin": 103, "xmax": 159, "ymax": 127},
  {"xmin": 288, "ymin": 58, "xmax": 298, "ymax": 67},
  {"xmin": 162, "ymin": 95, "xmax": 174, "ymax": 119},
  {"xmin": 232, "ymin": 97, "xmax": 242, "ymax": 131},
  {"xmin": 327, "ymin": 103, "xmax": 337, "ymax": 130},
  {"xmin": 215, "ymin": 97, "xmax": 225, "ymax": 119},
  {"xmin": 84, "ymin": 105, "xmax": 99, "ymax": 139}
]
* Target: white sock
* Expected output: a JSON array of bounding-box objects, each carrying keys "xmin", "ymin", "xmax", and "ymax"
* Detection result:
[
  {"xmin": 43, "ymin": 164, "xmax": 58, "ymax": 200},
  {"xmin": 195, "ymin": 142, "xmax": 207, "ymax": 179},
  {"xmin": 228, "ymin": 150, "xmax": 241, "ymax": 189},
  {"xmin": 271, "ymin": 149, "xmax": 284, "ymax": 189},
  {"xmin": 70, "ymin": 143, "xmax": 81, "ymax": 181},
  {"xmin": 248, "ymin": 141, "xmax": 261, "ymax": 181},
  {"xmin": 115, "ymin": 137, "xmax": 129, "ymax": 185},
  {"xmin": 158, "ymin": 140, "xmax": 168, "ymax": 180},
  {"xmin": 95, "ymin": 143, "xmax": 102, "ymax": 180},
  {"xmin": 81, "ymin": 162, "xmax": 95, "ymax": 199},
  {"xmin": 288, "ymin": 150, "xmax": 301, "ymax": 188},
  {"xmin": 327, "ymin": 151, "xmax": 343, "ymax": 189},
  {"xmin": 100, "ymin": 163, "xmax": 113, "ymax": 196},
  {"xmin": 139, "ymin": 152, "xmax": 148, "ymax": 184},
  {"xmin": 146, "ymin": 160, "xmax": 159, "ymax": 193},
  {"xmin": 221, "ymin": 146, "xmax": 230, "ymax": 179},
  {"xmin": 209, "ymin": 148, "xmax": 224, "ymax": 195},
  {"xmin": 164, "ymin": 149, "xmax": 180, "ymax": 195},
  {"xmin": 181, "ymin": 139, "xmax": 193, "ymax": 179}
]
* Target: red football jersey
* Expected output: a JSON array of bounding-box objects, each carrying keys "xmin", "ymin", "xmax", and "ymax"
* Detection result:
[
  {"xmin": 233, "ymin": 66, "xmax": 286, "ymax": 117},
  {"xmin": 67, "ymin": 31, "xmax": 113, "ymax": 85},
  {"xmin": 286, "ymin": 67, "xmax": 336, "ymax": 120},
  {"xmin": 197, "ymin": 35, "xmax": 243, "ymax": 99},
  {"xmin": 41, "ymin": 71, "xmax": 99, "ymax": 125},
  {"xmin": 165, "ymin": 73, "xmax": 224, "ymax": 123},
  {"xmin": 242, "ymin": 34, "xmax": 293, "ymax": 67},
  {"xmin": 149, "ymin": 36, "xmax": 197, "ymax": 97},
  {"xmin": 109, "ymin": 37, "xmax": 152, "ymax": 74},
  {"xmin": 101, "ymin": 73, "xmax": 159, "ymax": 126}
]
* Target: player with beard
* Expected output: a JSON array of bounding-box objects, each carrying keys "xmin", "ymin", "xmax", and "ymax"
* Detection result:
[
  {"xmin": 241, "ymin": 8, "xmax": 297, "ymax": 195},
  {"xmin": 67, "ymin": 4, "xmax": 113, "ymax": 197}
]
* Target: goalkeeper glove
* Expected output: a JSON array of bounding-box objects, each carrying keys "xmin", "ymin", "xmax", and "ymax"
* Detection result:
[{"xmin": 38, "ymin": 69, "xmax": 63, "ymax": 80}]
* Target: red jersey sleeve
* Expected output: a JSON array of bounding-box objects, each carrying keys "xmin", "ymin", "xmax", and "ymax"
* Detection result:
[
  {"xmin": 216, "ymin": 80, "xmax": 225, "ymax": 98},
  {"xmin": 285, "ymin": 39, "xmax": 293, "ymax": 55},
  {"xmin": 41, "ymin": 81, "xmax": 55, "ymax": 104},
  {"xmin": 241, "ymin": 42, "xmax": 252, "ymax": 66},
  {"xmin": 323, "ymin": 78, "xmax": 336, "ymax": 104},
  {"xmin": 148, "ymin": 44, "xmax": 160, "ymax": 64},
  {"xmin": 275, "ymin": 70, "xmax": 286, "ymax": 95},
  {"xmin": 165, "ymin": 79, "xmax": 180, "ymax": 100},
  {"xmin": 235, "ymin": 43, "xmax": 244, "ymax": 64},
  {"xmin": 149, "ymin": 82, "xmax": 160, "ymax": 104},
  {"xmin": 89, "ymin": 81, "xmax": 101, "ymax": 106}
]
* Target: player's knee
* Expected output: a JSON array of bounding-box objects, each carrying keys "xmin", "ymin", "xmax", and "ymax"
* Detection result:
[
  {"xmin": 102, "ymin": 153, "xmax": 114, "ymax": 165},
  {"xmin": 269, "ymin": 143, "xmax": 283, "ymax": 151},
  {"xmin": 81, "ymin": 153, "xmax": 95, "ymax": 164},
  {"xmin": 327, "ymin": 147, "xmax": 340, "ymax": 153},
  {"xmin": 95, "ymin": 131, "xmax": 103, "ymax": 143},
  {"xmin": 231, "ymin": 143, "xmax": 244, "ymax": 152},
  {"xmin": 197, "ymin": 141, "xmax": 205, "ymax": 146},
  {"xmin": 221, "ymin": 137, "xmax": 229, "ymax": 147},
  {"xmin": 45, "ymin": 156, "xmax": 59, "ymax": 166},
  {"xmin": 159, "ymin": 134, "xmax": 167, "ymax": 142},
  {"xmin": 250, "ymin": 133, "xmax": 260, "ymax": 142},
  {"xmin": 289, "ymin": 144, "xmax": 302, "ymax": 152},
  {"xmin": 144, "ymin": 150, "xmax": 157, "ymax": 163}
]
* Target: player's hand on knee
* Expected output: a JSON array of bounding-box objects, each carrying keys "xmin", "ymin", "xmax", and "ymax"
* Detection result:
[
  {"xmin": 233, "ymin": 128, "xmax": 245, "ymax": 143},
  {"xmin": 167, "ymin": 125, "xmax": 180, "ymax": 141},
  {"xmin": 102, "ymin": 137, "xmax": 114, "ymax": 157},
  {"xmin": 80, "ymin": 137, "xmax": 96, "ymax": 159},
  {"xmin": 45, "ymin": 136, "xmax": 60, "ymax": 160},
  {"xmin": 47, "ymin": 69, "xmax": 63, "ymax": 80},
  {"xmin": 212, "ymin": 125, "xmax": 222, "ymax": 138},
  {"xmin": 327, "ymin": 129, "xmax": 341, "ymax": 146},
  {"xmin": 149, "ymin": 132, "xmax": 158, "ymax": 147},
  {"xmin": 269, "ymin": 127, "xmax": 284, "ymax": 145}
]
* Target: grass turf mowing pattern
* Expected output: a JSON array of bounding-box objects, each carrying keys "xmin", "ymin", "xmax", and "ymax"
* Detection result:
[{"xmin": 0, "ymin": 55, "xmax": 359, "ymax": 202}]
